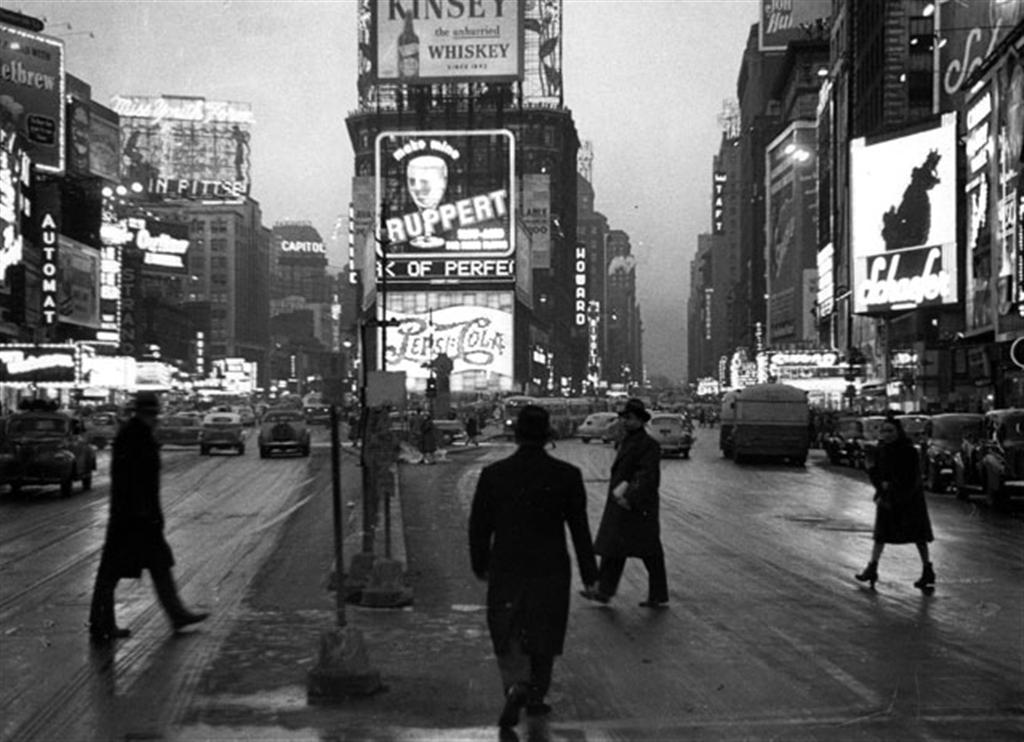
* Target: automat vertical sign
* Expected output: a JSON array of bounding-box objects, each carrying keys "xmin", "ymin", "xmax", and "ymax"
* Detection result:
[{"xmin": 34, "ymin": 182, "xmax": 60, "ymax": 325}]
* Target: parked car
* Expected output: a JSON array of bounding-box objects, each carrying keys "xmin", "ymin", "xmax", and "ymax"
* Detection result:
[
  {"xmin": 851, "ymin": 415, "xmax": 888, "ymax": 470},
  {"xmin": 199, "ymin": 412, "xmax": 246, "ymax": 456},
  {"xmin": 258, "ymin": 409, "xmax": 310, "ymax": 458},
  {"xmin": 86, "ymin": 411, "xmax": 120, "ymax": 450},
  {"xmin": 957, "ymin": 409, "xmax": 1024, "ymax": 507},
  {"xmin": 0, "ymin": 410, "xmax": 97, "ymax": 497},
  {"xmin": 645, "ymin": 413, "xmax": 694, "ymax": 458},
  {"xmin": 822, "ymin": 416, "xmax": 865, "ymax": 466},
  {"xmin": 921, "ymin": 413, "xmax": 984, "ymax": 493},
  {"xmin": 156, "ymin": 412, "xmax": 203, "ymax": 447},
  {"xmin": 303, "ymin": 405, "xmax": 332, "ymax": 426},
  {"xmin": 576, "ymin": 412, "xmax": 618, "ymax": 444},
  {"xmin": 432, "ymin": 419, "xmax": 467, "ymax": 447}
]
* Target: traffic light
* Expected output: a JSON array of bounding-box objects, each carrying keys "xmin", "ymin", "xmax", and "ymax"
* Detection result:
[{"xmin": 425, "ymin": 377, "xmax": 437, "ymax": 398}]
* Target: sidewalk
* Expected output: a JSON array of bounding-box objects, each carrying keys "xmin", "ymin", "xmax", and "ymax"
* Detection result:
[{"xmin": 174, "ymin": 441, "xmax": 507, "ymax": 739}]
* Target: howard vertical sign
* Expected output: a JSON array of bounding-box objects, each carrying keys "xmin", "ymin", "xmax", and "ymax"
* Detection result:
[{"xmin": 371, "ymin": 0, "xmax": 524, "ymax": 84}]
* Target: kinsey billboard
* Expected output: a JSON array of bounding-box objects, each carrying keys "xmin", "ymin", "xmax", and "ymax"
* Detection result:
[
  {"xmin": 371, "ymin": 0, "xmax": 523, "ymax": 84},
  {"xmin": 0, "ymin": 26, "xmax": 64, "ymax": 174},
  {"xmin": 382, "ymin": 301, "xmax": 513, "ymax": 392},
  {"xmin": 850, "ymin": 114, "xmax": 958, "ymax": 315},
  {"xmin": 111, "ymin": 95, "xmax": 253, "ymax": 198},
  {"xmin": 376, "ymin": 129, "xmax": 515, "ymax": 285},
  {"xmin": 759, "ymin": 0, "xmax": 831, "ymax": 52}
]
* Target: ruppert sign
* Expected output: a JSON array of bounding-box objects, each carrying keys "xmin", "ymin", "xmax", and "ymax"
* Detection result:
[
  {"xmin": 850, "ymin": 114, "xmax": 958, "ymax": 315},
  {"xmin": 371, "ymin": 0, "xmax": 523, "ymax": 84},
  {"xmin": 375, "ymin": 129, "xmax": 515, "ymax": 285}
]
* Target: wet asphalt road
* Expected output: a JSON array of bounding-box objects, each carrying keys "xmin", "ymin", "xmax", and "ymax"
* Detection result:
[{"xmin": 0, "ymin": 428, "xmax": 1021, "ymax": 741}]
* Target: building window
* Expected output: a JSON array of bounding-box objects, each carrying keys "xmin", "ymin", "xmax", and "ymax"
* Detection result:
[{"xmin": 210, "ymin": 238, "xmax": 227, "ymax": 252}]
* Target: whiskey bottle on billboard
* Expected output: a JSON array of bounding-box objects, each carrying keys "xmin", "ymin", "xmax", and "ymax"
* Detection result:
[{"xmin": 397, "ymin": 12, "xmax": 420, "ymax": 79}]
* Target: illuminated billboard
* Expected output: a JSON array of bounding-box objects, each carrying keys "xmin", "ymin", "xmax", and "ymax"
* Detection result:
[
  {"xmin": 272, "ymin": 222, "xmax": 327, "ymax": 267},
  {"xmin": 371, "ymin": 0, "xmax": 523, "ymax": 84},
  {"xmin": 0, "ymin": 25, "xmax": 65, "ymax": 173},
  {"xmin": 0, "ymin": 127, "xmax": 30, "ymax": 282},
  {"xmin": 850, "ymin": 114, "xmax": 958, "ymax": 315},
  {"xmin": 938, "ymin": 0, "xmax": 1024, "ymax": 111},
  {"xmin": 100, "ymin": 216, "xmax": 189, "ymax": 273},
  {"xmin": 765, "ymin": 121, "xmax": 817, "ymax": 341},
  {"xmin": 382, "ymin": 298, "xmax": 513, "ymax": 392},
  {"xmin": 759, "ymin": 0, "xmax": 831, "ymax": 52},
  {"xmin": 57, "ymin": 236, "xmax": 101, "ymax": 328},
  {"xmin": 110, "ymin": 95, "xmax": 253, "ymax": 198},
  {"xmin": 0, "ymin": 344, "xmax": 76, "ymax": 383},
  {"xmin": 375, "ymin": 129, "xmax": 515, "ymax": 285},
  {"xmin": 965, "ymin": 88, "xmax": 993, "ymax": 331}
]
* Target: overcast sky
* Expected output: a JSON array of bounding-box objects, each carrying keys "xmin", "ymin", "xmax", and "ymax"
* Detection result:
[{"xmin": 10, "ymin": 0, "xmax": 759, "ymax": 381}]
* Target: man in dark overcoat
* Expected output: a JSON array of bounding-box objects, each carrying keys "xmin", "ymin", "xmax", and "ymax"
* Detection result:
[
  {"xmin": 582, "ymin": 397, "xmax": 669, "ymax": 607},
  {"xmin": 88, "ymin": 391, "xmax": 209, "ymax": 642},
  {"xmin": 469, "ymin": 405, "xmax": 599, "ymax": 729}
]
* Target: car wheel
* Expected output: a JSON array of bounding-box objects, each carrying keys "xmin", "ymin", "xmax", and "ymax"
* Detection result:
[
  {"xmin": 581, "ymin": 437, "xmax": 590, "ymax": 444},
  {"xmin": 302, "ymin": 445, "xmax": 311, "ymax": 457},
  {"xmin": 984, "ymin": 472, "xmax": 1006, "ymax": 510},
  {"xmin": 734, "ymin": 452, "xmax": 746, "ymax": 464},
  {"xmin": 60, "ymin": 473, "xmax": 74, "ymax": 498},
  {"xmin": 260, "ymin": 447, "xmax": 268, "ymax": 459},
  {"xmin": 238, "ymin": 444, "xmax": 245, "ymax": 455},
  {"xmin": 81, "ymin": 473, "xmax": 92, "ymax": 491},
  {"xmin": 8, "ymin": 482, "xmax": 20, "ymax": 496},
  {"xmin": 200, "ymin": 445, "xmax": 209, "ymax": 456},
  {"xmin": 682, "ymin": 450, "xmax": 690, "ymax": 459}
]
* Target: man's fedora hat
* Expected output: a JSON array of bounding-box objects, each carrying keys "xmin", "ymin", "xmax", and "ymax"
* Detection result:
[
  {"xmin": 618, "ymin": 397, "xmax": 651, "ymax": 422},
  {"xmin": 515, "ymin": 404, "xmax": 552, "ymax": 442},
  {"xmin": 133, "ymin": 391, "xmax": 161, "ymax": 414}
]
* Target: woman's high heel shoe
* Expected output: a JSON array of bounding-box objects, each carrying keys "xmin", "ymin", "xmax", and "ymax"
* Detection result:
[
  {"xmin": 913, "ymin": 562, "xmax": 935, "ymax": 592},
  {"xmin": 855, "ymin": 561, "xmax": 879, "ymax": 589}
]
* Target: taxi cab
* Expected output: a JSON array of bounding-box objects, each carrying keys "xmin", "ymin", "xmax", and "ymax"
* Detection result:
[{"xmin": 199, "ymin": 412, "xmax": 246, "ymax": 456}]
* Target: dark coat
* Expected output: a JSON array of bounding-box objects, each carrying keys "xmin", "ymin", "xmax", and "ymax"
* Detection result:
[
  {"xmin": 868, "ymin": 436, "xmax": 934, "ymax": 544},
  {"xmin": 469, "ymin": 445, "xmax": 599, "ymax": 657},
  {"xmin": 593, "ymin": 427, "xmax": 663, "ymax": 558},
  {"xmin": 97, "ymin": 416, "xmax": 175, "ymax": 578}
]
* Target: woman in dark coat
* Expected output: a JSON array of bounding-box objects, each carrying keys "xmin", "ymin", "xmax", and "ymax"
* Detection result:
[
  {"xmin": 469, "ymin": 405, "xmax": 599, "ymax": 729},
  {"xmin": 855, "ymin": 415, "xmax": 935, "ymax": 591},
  {"xmin": 88, "ymin": 392, "xmax": 208, "ymax": 642},
  {"xmin": 583, "ymin": 398, "xmax": 668, "ymax": 607}
]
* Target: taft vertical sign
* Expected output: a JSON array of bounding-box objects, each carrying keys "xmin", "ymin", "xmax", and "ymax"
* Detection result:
[
  {"xmin": 371, "ymin": 0, "xmax": 523, "ymax": 84},
  {"xmin": 0, "ymin": 25, "xmax": 65, "ymax": 174},
  {"xmin": 850, "ymin": 114, "xmax": 958, "ymax": 315},
  {"xmin": 712, "ymin": 171, "xmax": 726, "ymax": 234}
]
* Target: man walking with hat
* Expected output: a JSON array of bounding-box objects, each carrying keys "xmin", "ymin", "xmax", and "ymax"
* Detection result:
[
  {"xmin": 581, "ymin": 397, "xmax": 669, "ymax": 608},
  {"xmin": 88, "ymin": 391, "xmax": 209, "ymax": 642},
  {"xmin": 469, "ymin": 404, "xmax": 600, "ymax": 730}
]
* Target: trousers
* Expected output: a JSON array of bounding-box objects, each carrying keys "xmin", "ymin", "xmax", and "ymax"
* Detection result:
[
  {"xmin": 89, "ymin": 565, "xmax": 188, "ymax": 631},
  {"xmin": 496, "ymin": 634, "xmax": 554, "ymax": 703},
  {"xmin": 597, "ymin": 550, "xmax": 669, "ymax": 603}
]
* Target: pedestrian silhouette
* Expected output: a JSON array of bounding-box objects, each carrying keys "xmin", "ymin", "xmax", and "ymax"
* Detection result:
[
  {"xmin": 582, "ymin": 398, "xmax": 669, "ymax": 608},
  {"xmin": 469, "ymin": 405, "xmax": 599, "ymax": 730},
  {"xmin": 855, "ymin": 414, "xmax": 936, "ymax": 591},
  {"xmin": 88, "ymin": 391, "xmax": 209, "ymax": 642}
]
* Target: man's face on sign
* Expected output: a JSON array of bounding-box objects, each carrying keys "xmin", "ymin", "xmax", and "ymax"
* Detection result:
[{"xmin": 406, "ymin": 155, "xmax": 448, "ymax": 210}]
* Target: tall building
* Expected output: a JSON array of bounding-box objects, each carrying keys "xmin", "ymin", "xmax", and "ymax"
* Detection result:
[{"xmin": 345, "ymin": 0, "xmax": 585, "ymax": 396}]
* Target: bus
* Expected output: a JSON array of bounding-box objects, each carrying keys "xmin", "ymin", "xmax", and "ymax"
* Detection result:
[{"xmin": 499, "ymin": 395, "xmax": 578, "ymax": 440}]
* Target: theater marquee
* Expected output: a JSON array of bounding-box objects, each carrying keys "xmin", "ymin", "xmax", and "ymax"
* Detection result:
[{"xmin": 375, "ymin": 129, "xmax": 515, "ymax": 285}]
